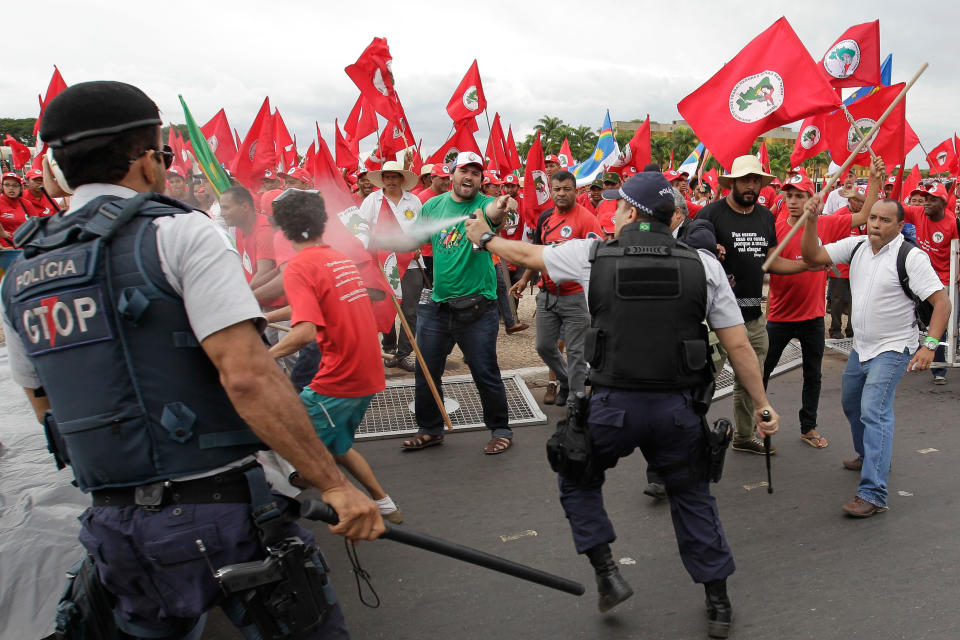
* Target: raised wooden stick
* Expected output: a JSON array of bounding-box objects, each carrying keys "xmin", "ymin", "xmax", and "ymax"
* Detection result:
[
  {"xmin": 761, "ymin": 63, "xmax": 928, "ymax": 272},
  {"xmin": 379, "ymin": 265, "xmax": 454, "ymax": 432}
]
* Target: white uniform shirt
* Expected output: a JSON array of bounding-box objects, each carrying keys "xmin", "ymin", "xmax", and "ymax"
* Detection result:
[
  {"xmin": 542, "ymin": 237, "xmax": 745, "ymax": 329},
  {"xmin": 825, "ymin": 234, "xmax": 943, "ymax": 361},
  {"xmin": 1, "ymin": 184, "xmax": 265, "ymax": 388}
]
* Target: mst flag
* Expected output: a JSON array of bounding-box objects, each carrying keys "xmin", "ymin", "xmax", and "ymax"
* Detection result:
[
  {"xmin": 901, "ymin": 164, "xmax": 921, "ymax": 204},
  {"xmin": 426, "ymin": 122, "xmax": 481, "ymax": 165},
  {"xmin": 446, "ymin": 60, "xmax": 486, "ymax": 123},
  {"xmin": 179, "ymin": 96, "xmax": 231, "ymax": 197},
  {"xmin": 505, "ymin": 126, "xmax": 523, "ymax": 173},
  {"xmin": 522, "ymin": 131, "xmax": 551, "ymax": 227},
  {"xmin": 34, "ymin": 66, "xmax": 67, "ymax": 138},
  {"xmin": 927, "ymin": 138, "xmax": 959, "ymax": 175},
  {"xmin": 273, "ymin": 109, "xmax": 297, "ymax": 172},
  {"xmin": 558, "ymin": 138, "xmax": 574, "ymax": 168},
  {"xmin": 201, "ymin": 108, "xmax": 238, "ymax": 166},
  {"xmin": 345, "ymin": 37, "xmax": 400, "ymax": 122},
  {"xmin": 678, "ymin": 17, "xmax": 841, "ymax": 170},
  {"xmin": 819, "ymin": 21, "xmax": 882, "ymax": 89},
  {"xmin": 823, "ymin": 83, "xmax": 909, "ymax": 167},
  {"xmin": 4, "ymin": 135, "xmax": 31, "ymax": 169},
  {"xmin": 790, "ymin": 115, "xmax": 828, "ymax": 166},
  {"xmin": 231, "ymin": 97, "xmax": 277, "ymax": 189},
  {"xmin": 484, "ymin": 113, "xmax": 509, "ymax": 174},
  {"xmin": 615, "ymin": 115, "xmax": 651, "ymax": 173}
]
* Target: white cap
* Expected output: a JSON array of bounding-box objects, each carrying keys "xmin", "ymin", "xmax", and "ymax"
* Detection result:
[{"xmin": 451, "ymin": 151, "xmax": 484, "ymax": 170}]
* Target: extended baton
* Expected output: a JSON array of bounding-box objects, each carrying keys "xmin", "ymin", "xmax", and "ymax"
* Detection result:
[
  {"xmin": 761, "ymin": 410, "xmax": 773, "ymax": 494},
  {"xmin": 299, "ymin": 499, "xmax": 585, "ymax": 596}
]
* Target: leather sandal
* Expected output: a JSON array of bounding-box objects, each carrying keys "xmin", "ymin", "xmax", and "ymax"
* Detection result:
[
  {"xmin": 401, "ymin": 434, "xmax": 444, "ymax": 451},
  {"xmin": 483, "ymin": 436, "xmax": 512, "ymax": 455}
]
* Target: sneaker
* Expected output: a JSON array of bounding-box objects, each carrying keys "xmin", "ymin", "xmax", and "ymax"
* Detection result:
[
  {"xmin": 842, "ymin": 456, "xmax": 863, "ymax": 471},
  {"xmin": 543, "ymin": 381, "xmax": 558, "ymax": 405},
  {"xmin": 933, "ymin": 375, "xmax": 946, "ymax": 385},
  {"xmin": 397, "ymin": 353, "xmax": 416, "ymax": 372},
  {"xmin": 377, "ymin": 496, "xmax": 404, "ymax": 524},
  {"xmin": 731, "ymin": 435, "xmax": 777, "ymax": 455},
  {"xmin": 555, "ymin": 386, "xmax": 570, "ymax": 406}
]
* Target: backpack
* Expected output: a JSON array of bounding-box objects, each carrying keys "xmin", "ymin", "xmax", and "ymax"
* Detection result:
[{"xmin": 849, "ymin": 239, "xmax": 935, "ymax": 329}]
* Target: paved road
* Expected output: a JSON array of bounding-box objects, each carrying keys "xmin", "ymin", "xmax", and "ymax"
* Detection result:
[{"xmin": 204, "ymin": 349, "xmax": 960, "ymax": 639}]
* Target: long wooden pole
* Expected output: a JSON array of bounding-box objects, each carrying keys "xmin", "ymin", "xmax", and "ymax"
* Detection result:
[
  {"xmin": 379, "ymin": 264, "xmax": 454, "ymax": 432},
  {"xmin": 761, "ymin": 63, "xmax": 928, "ymax": 273}
]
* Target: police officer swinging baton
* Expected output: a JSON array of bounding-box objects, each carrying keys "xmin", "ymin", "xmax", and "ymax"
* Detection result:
[{"xmin": 299, "ymin": 499, "xmax": 585, "ymax": 596}]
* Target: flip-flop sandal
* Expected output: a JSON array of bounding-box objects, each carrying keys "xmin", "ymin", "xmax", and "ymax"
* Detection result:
[
  {"xmin": 402, "ymin": 434, "xmax": 444, "ymax": 451},
  {"xmin": 800, "ymin": 432, "xmax": 829, "ymax": 449},
  {"xmin": 483, "ymin": 436, "xmax": 512, "ymax": 455}
]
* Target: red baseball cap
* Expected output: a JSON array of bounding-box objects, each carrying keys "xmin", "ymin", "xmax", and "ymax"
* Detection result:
[
  {"xmin": 544, "ymin": 154, "xmax": 561, "ymax": 166},
  {"xmin": 927, "ymin": 182, "xmax": 949, "ymax": 202},
  {"xmin": 662, "ymin": 170, "xmax": 684, "ymax": 183},
  {"xmin": 781, "ymin": 171, "xmax": 815, "ymax": 196},
  {"xmin": 2, "ymin": 172, "xmax": 22, "ymax": 184},
  {"xmin": 431, "ymin": 164, "xmax": 451, "ymax": 177},
  {"xmin": 25, "ymin": 168, "xmax": 43, "ymax": 180},
  {"xmin": 166, "ymin": 166, "xmax": 187, "ymax": 179},
  {"xmin": 501, "ymin": 173, "xmax": 520, "ymax": 185},
  {"xmin": 263, "ymin": 169, "xmax": 280, "ymax": 181},
  {"xmin": 598, "ymin": 208, "xmax": 616, "ymax": 234},
  {"xmin": 482, "ymin": 170, "xmax": 503, "ymax": 185},
  {"xmin": 280, "ymin": 167, "xmax": 312, "ymax": 184},
  {"xmin": 885, "ymin": 175, "xmax": 897, "ymax": 186}
]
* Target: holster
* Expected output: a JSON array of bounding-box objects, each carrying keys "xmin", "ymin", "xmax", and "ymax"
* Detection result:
[
  {"xmin": 43, "ymin": 410, "xmax": 69, "ymax": 470},
  {"xmin": 703, "ymin": 417, "xmax": 733, "ymax": 483},
  {"xmin": 546, "ymin": 392, "xmax": 594, "ymax": 483}
]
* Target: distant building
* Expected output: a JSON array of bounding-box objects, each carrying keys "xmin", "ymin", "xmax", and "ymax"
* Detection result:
[{"xmin": 613, "ymin": 119, "xmax": 797, "ymax": 146}]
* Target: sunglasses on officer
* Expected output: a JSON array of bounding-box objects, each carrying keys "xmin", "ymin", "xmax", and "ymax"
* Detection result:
[{"xmin": 130, "ymin": 144, "xmax": 175, "ymax": 170}]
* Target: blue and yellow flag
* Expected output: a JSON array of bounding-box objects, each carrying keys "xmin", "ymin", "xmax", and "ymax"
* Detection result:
[
  {"xmin": 677, "ymin": 142, "xmax": 705, "ymax": 178},
  {"xmin": 844, "ymin": 53, "xmax": 892, "ymax": 106},
  {"xmin": 571, "ymin": 111, "xmax": 621, "ymax": 186}
]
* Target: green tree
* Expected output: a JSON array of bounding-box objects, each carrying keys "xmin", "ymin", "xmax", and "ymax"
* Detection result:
[
  {"xmin": 670, "ymin": 126, "xmax": 698, "ymax": 166},
  {"xmin": 0, "ymin": 118, "xmax": 38, "ymax": 145},
  {"xmin": 651, "ymin": 134, "xmax": 673, "ymax": 167}
]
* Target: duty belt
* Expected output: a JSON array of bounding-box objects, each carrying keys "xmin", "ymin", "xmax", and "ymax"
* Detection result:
[{"xmin": 91, "ymin": 463, "xmax": 257, "ymax": 508}]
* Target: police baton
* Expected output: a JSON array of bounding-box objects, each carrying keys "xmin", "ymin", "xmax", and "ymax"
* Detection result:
[
  {"xmin": 299, "ymin": 499, "xmax": 585, "ymax": 596},
  {"xmin": 761, "ymin": 410, "xmax": 773, "ymax": 494}
]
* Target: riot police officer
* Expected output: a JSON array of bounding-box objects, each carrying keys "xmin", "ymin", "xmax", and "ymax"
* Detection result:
[
  {"xmin": 465, "ymin": 171, "xmax": 780, "ymax": 638},
  {"xmin": 0, "ymin": 81, "xmax": 383, "ymax": 639}
]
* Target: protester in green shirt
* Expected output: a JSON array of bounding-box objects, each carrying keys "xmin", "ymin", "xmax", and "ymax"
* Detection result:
[{"xmin": 375, "ymin": 151, "xmax": 518, "ymax": 455}]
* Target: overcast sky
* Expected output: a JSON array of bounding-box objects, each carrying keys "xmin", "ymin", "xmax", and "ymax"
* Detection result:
[{"xmin": 3, "ymin": 1, "xmax": 956, "ymax": 169}]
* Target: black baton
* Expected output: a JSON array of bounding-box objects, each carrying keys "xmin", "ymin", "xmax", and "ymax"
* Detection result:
[
  {"xmin": 299, "ymin": 499, "xmax": 585, "ymax": 596},
  {"xmin": 761, "ymin": 410, "xmax": 773, "ymax": 494}
]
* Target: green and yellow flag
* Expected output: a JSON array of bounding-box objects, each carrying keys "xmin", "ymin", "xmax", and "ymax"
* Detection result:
[{"xmin": 178, "ymin": 95, "xmax": 232, "ymax": 197}]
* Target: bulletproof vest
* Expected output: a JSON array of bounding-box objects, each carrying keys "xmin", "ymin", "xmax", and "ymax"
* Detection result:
[
  {"xmin": 1, "ymin": 193, "xmax": 263, "ymax": 492},
  {"xmin": 585, "ymin": 220, "xmax": 710, "ymax": 390}
]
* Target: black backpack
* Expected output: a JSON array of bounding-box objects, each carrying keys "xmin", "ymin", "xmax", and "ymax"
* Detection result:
[{"xmin": 849, "ymin": 239, "xmax": 935, "ymax": 329}]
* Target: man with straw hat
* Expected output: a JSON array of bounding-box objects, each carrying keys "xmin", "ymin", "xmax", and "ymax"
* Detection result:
[
  {"xmin": 358, "ymin": 160, "xmax": 423, "ymax": 371},
  {"xmin": 696, "ymin": 155, "xmax": 812, "ymax": 455}
]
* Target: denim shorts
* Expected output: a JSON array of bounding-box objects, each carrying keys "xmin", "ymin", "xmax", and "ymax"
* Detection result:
[{"xmin": 299, "ymin": 389, "xmax": 374, "ymax": 456}]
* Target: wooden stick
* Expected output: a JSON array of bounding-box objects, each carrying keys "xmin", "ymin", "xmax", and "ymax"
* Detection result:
[
  {"xmin": 761, "ymin": 63, "xmax": 928, "ymax": 273},
  {"xmin": 379, "ymin": 264, "xmax": 454, "ymax": 432},
  {"xmin": 267, "ymin": 322, "xmax": 290, "ymax": 332}
]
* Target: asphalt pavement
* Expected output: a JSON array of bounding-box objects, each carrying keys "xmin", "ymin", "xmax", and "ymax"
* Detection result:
[{"xmin": 201, "ymin": 348, "xmax": 960, "ymax": 640}]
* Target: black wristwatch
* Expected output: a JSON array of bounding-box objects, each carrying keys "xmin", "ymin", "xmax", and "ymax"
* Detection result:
[{"xmin": 478, "ymin": 231, "xmax": 497, "ymax": 251}]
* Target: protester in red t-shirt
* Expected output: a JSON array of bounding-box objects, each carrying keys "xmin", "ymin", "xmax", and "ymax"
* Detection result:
[
  {"xmin": 220, "ymin": 185, "xmax": 278, "ymax": 288},
  {"xmin": 21, "ymin": 169, "xmax": 61, "ymax": 217},
  {"xmin": 763, "ymin": 166, "xmax": 875, "ymax": 448},
  {"xmin": 266, "ymin": 189, "xmax": 401, "ymax": 522},
  {"xmin": 577, "ymin": 177, "xmax": 604, "ymax": 214},
  {"xmin": 0, "ymin": 173, "xmax": 38, "ymax": 247},
  {"xmin": 511, "ymin": 170, "xmax": 603, "ymax": 405},
  {"xmin": 903, "ymin": 181, "xmax": 959, "ymax": 286}
]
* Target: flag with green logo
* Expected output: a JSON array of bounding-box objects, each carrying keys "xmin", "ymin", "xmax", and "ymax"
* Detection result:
[{"xmin": 178, "ymin": 95, "xmax": 231, "ymax": 197}]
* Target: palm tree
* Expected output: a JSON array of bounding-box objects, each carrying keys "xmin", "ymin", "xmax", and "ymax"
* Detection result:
[{"xmin": 670, "ymin": 127, "xmax": 698, "ymax": 166}]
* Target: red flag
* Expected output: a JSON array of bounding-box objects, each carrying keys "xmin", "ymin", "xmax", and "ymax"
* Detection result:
[
  {"xmin": 900, "ymin": 164, "xmax": 921, "ymax": 204},
  {"xmin": 409, "ymin": 140, "xmax": 424, "ymax": 175},
  {"xmin": 668, "ymin": 150, "xmax": 675, "ymax": 170},
  {"xmin": 702, "ymin": 168, "xmax": 719, "ymax": 193},
  {"xmin": 4, "ymin": 135, "xmax": 31, "ymax": 169},
  {"xmin": 505, "ymin": 126, "xmax": 523, "ymax": 173},
  {"xmin": 521, "ymin": 131, "xmax": 551, "ymax": 228},
  {"xmin": 756, "ymin": 141, "xmax": 770, "ymax": 172},
  {"xmin": 446, "ymin": 60, "xmax": 486, "ymax": 123},
  {"xmin": 335, "ymin": 119, "xmax": 358, "ymax": 172},
  {"xmin": 344, "ymin": 95, "xmax": 378, "ymax": 143},
  {"xmin": 926, "ymin": 138, "xmax": 959, "ymax": 175},
  {"xmin": 678, "ymin": 17, "xmax": 841, "ymax": 170},
  {"xmin": 200, "ymin": 108, "xmax": 237, "ymax": 166},
  {"xmin": 374, "ymin": 197, "xmax": 416, "ymax": 301},
  {"xmin": 426, "ymin": 122, "xmax": 481, "ymax": 165},
  {"xmin": 558, "ymin": 138, "xmax": 574, "ymax": 168},
  {"xmin": 790, "ymin": 115, "xmax": 828, "ymax": 166},
  {"xmin": 232, "ymin": 97, "xmax": 276, "ymax": 189},
  {"xmin": 823, "ymin": 83, "xmax": 907, "ymax": 168},
  {"xmin": 955, "ymin": 135, "xmax": 960, "ymax": 178},
  {"xmin": 167, "ymin": 126, "xmax": 192, "ymax": 175},
  {"xmin": 345, "ymin": 37, "xmax": 400, "ymax": 122},
  {"xmin": 301, "ymin": 140, "xmax": 316, "ymax": 175},
  {"xmin": 377, "ymin": 119, "xmax": 407, "ymax": 161},
  {"xmin": 618, "ymin": 115, "xmax": 651, "ymax": 172},
  {"xmin": 34, "ymin": 66, "xmax": 67, "ymax": 137},
  {"xmin": 818, "ymin": 21, "xmax": 882, "ymax": 89},
  {"xmin": 484, "ymin": 113, "xmax": 509, "ymax": 174},
  {"xmin": 273, "ymin": 109, "xmax": 297, "ymax": 172}
]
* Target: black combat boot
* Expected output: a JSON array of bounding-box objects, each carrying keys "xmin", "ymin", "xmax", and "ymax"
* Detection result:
[
  {"xmin": 585, "ymin": 544, "xmax": 633, "ymax": 613},
  {"xmin": 704, "ymin": 579, "xmax": 732, "ymax": 638}
]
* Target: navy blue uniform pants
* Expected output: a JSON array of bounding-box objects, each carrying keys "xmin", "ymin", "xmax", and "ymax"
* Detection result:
[
  {"xmin": 559, "ymin": 388, "xmax": 735, "ymax": 584},
  {"xmin": 78, "ymin": 498, "xmax": 348, "ymax": 639}
]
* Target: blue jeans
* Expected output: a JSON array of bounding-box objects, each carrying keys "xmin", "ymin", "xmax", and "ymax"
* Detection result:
[
  {"xmin": 414, "ymin": 299, "xmax": 511, "ymax": 438},
  {"xmin": 840, "ymin": 348, "xmax": 910, "ymax": 508}
]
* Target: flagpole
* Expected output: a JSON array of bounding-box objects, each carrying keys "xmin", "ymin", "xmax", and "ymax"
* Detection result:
[
  {"xmin": 378, "ymin": 265, "xmax": 454, "ymax": 432},
  {"xmin": 762, "ymin": 63, "xmax": 928, "ymax": 273}
]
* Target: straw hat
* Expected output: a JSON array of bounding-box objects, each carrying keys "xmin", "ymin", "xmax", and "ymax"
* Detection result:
[
  {"xmin": 367, "ymin": 161, "xmax": 418, "ymax": 191},
  {"xmin": 718, "ymin": 155, "xmax": 775, "ymax": 189}
]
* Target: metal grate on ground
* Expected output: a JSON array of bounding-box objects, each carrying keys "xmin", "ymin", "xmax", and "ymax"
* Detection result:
[
  {"xmin": 356, "ymin": 374, "xmax": 547, "ymax": 440},
  {"xmin": 714, "ymin": 340, "xmax": 805, "ymax": 400}
]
